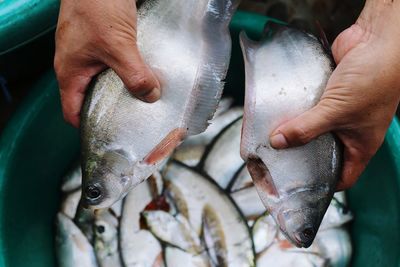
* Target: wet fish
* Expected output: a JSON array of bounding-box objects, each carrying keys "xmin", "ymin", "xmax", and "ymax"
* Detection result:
[
  {"xmin": 256, "ymin": 242, "xmax": 328, "ymax": 267},
  {"xmin": 163, "ymin": 162, "xmax": 255, "ymax": 266},
  {"xmin": 252, "ymin": 214, "xmax": 278, "ymax": 253},
  {"xmin": 143, "ymin": 210, "xmax": 203, "ymax": 254},
  {"xmin": 55, "ymin": 213, "xmax": 98, "ymax": 267},
  {"xmin": 165, "ymin": 247, "xmax": 210, "ymax": 267},
  {"xmin": 80, "ymin": 0, "xmax": 240, "ymax": 209},
  {"xmin": 61, "ymin": 190, "xmax": 81, "ymax": 219},
  {"xmin": 93, "ymin": 211, "xmax": 122, "ymax": 267},
  {"xmin": 203, "ymin": 118, "xmax": 244, "ymax": 189},
  {"xmin": 120, "ymin": 181, "xmax": 163, "ymax": 267},
  {"xmin": 174, "ymin": 107, "xmax": 243, "ymax": 167},
  {"xmin": 231, "ymin": 186, "xmax": 265, "ymax": 219},
  {"xmin": 240, "ymin": 26, "xmax": 342, "ymax": 248}
]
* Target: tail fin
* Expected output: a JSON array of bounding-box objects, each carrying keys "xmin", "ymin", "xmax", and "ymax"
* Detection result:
[{"xmin": 185, "ymin": 0, "xmax": 240, "ymax": 136}]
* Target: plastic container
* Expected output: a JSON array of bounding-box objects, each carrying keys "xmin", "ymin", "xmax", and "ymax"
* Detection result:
[
  {"xmin": 0, "ymin": 0, "xmax": 58, "ymax": 82},
  {"xmin": 0, "ymin": 11, "xmax": 400, "ymax": 267}
]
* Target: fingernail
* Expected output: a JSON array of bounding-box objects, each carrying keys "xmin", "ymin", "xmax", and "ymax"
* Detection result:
[
  {"xmin": 270, "ymin": 133, "xmax": 288, "ymax": 149},
  {"xmin": 138, "ymin": 88, "xmax": 161, "ymax": 103}
]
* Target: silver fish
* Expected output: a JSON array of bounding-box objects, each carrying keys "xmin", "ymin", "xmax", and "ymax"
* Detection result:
[
  {"xmin": 173, "ymin": 107, "xmax": 243, "ymax": 167},
  {"xmin": 203, "ymin": 118, "xmax": 244, "ymax": 189},
  {"xmin": 93, "ymin": 210, "xmax": 122, "ymax": 267},
  {"xmin": 256, "ymin": 241, "xmax": 328, "ymax": 267},
  {"xmin": 240, "ymin": 26, "xmax": 342, "ymax": 248},
  {"xmin": 231, "ymin": 186, "xmax": 265, "ymax": 219},
  {"xmin": 60, "ymin": 189, "xmax": 81, "ymax": 219},
  {"xmin": 80, "ymin": 0, "xmax": 240, "ymax": 209},
  {"xmin": 120, "ymin": 181, "xmax": 163, "ymax": 267},
  {"xmin": 165, "ymin": 247, "xmax": 210, "ymax": 267},
  {"xmin": 55, "ymin": 213, "xmax": 98, "ymax": 267},
  {"xmin": 143, "ymin": 210, "xmax": 203, "ymax": 254},
  {"xmin": 163, "ymin": 162, "xmax": 255, "ymax": 266}
]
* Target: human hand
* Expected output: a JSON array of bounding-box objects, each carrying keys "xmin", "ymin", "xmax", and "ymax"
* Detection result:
[
  {"xmin": 269, "ymin": 0, "xmax": 400, "ymax": 190},
  {"xmin": 54, "ymin": 0, "xmax": 161, "ymax": 127}
]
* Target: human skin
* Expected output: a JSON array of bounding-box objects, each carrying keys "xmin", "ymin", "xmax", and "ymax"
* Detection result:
[
  {"xmin": 55, "ymin": 0, "xmax": 400, "ymax": 190},
  {"xmin": 54, "ymin": 0, "xmax": 160, "ymax": 128},
  {"xmin": 269, "ymin": 0, "xmax": 400, "ymax": 190}
]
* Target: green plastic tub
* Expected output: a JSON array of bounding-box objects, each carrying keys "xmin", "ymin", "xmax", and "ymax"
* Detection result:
[
  {"xmin": 0, "ymin": 0, "xmax": 59, "ymax": 83},
  {"xmin": 0, "ymin": 11, "xmax": 400, "ymax": 267}
]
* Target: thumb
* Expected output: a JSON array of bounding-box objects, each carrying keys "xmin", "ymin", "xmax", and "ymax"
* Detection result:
[
  {"xmin": 269, "ymin": 103, "xmax": 334, "ymax": 149},
  {"xmin": 331, "ymin": 24, "xmax": 365, "ymax": 63},
  {"xmin": 109, "ymin": 44, "xmax": 161, "ymax": 103}
]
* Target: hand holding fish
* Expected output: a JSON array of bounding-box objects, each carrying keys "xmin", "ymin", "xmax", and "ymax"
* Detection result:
[
  {"xmin": 54, "ymin": 0, "xmax": 160, "ymax": 127},
  {"xmin": 269, "ymin": 0, "xmax": 400, "ymax": 190}
]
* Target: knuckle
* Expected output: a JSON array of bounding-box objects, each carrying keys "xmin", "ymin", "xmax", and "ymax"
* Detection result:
[
  {"xmin": 291, "ymin": 126, "xmax": 312, "ymax": 144},
  {"xmin": 125, "ymin": 71, "xmax": 151, "ymax": 94}
]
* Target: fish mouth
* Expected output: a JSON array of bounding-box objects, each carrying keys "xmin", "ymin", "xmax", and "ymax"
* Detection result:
[{"xmin": 293, "ymin": 226, "xmax": 316, "ymax": 248}]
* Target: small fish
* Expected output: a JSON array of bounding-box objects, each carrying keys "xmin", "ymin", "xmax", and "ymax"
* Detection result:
[
  {"xmin": 93, "ymin": 211, "xmax": 122, "ymax": 267},
  {"xmin": 256, "ymin": 242, "xmax": 328, "ymax": 267},
  {"xmin": 173, "ymin": 107, "xmax": 243, "ymax": 167},
  {"xmin": 163, "ymin": 162, "xmax": 255, "ymax": 266},
  {"xmin": 60, "ymin": 190, "xmax": 81, "ymax": 219},
  {"xmin": 201, "ymin": 205, "xmax": 227, "ymax": 266},
  {"xmin": 55, "ymin": 213, "xmax": 98, "ymax": 267},
  {"xmin": 143, "ymin": 210, "xmax": 203, "ymax": 254},
  {"xmin": 231, "ymin": 186, "xmax": 265, "ymax": 219},
  {"xmin": 240, "ymin": 26, "xmax": 342, "ymax": 248},
  {"xmin": 120, "ymin": 181, "xmax": 163, "ymax": 267},
  {"xmin": 252, "ymin": 214, "xmax": 278, "ymax": 253},
  {"xmin": 80, "ymin": 0, "xmax": 240, "ymax": 209},
  {"xmin": 310, "ymin": 228, "xmax": 352, "ymax": 267},
  {"xmin": 165, "ymin": 247, "xmax": 210, "ymax": 267},
  {"xmin": 203, "ymin": 118, "xmax": 244, "ymax": 189}
]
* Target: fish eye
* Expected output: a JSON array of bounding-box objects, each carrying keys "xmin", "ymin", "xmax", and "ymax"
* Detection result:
[
  {"xmin": 97, "ymin": 224, "xmax": 106, "ymax": 234},
  {"xmin": 85, "ymin": 185, "xmax": 102, "ymax": 200}
]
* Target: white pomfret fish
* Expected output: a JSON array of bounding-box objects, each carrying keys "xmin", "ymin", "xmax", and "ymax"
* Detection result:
[
  {"xmin": 81, "ymin": 0, "xmax": 240, "ymax": 209},
  {"xmin": 240, "ymin": 25, "xmax": 342, "ymax": 248}
]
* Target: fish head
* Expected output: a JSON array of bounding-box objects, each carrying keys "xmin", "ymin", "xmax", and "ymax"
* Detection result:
[
  {"xmin": 82, "ymin": 149, "xmax": 133, "ymax": 209},
  {"xmin": 277, "ymin": 191, "xmax": 332, "ymax": 248}
]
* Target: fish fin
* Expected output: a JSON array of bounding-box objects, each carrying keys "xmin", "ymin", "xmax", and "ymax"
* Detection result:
[
  {"xmin": 184, "ymin": 0, "xmax": 239, "ymax": 136},
  {"xmin": 315, "ymin": 20, "xmax": 333, "ymax": 58},
  {"xmin": 246, "ymin": 157, "xmax": 279, "ymax": 198},
  {"xmin": 143, "ymin": 128, "xmax": 187, "ymax": 165}
]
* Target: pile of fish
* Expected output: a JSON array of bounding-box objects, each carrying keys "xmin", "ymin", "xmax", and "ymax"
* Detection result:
[{"xmin": 56, "ymin": 98, "xmax": 353, "ymax": 267}]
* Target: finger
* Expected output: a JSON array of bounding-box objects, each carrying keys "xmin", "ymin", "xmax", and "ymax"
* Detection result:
[
  {"xmin": 109, "ymin": 44, "xmax": 161, "ymax": 103},
  {"xmin": 58, "ymin": 75, "xmax": 92, "ymax": 128},
  {"xmin": 331, "ymin": 24, "xmax": 366, "ymax": 64},
  {"xmin": 269, "ymin": 103, "xmax": 334, "ymax": 149}
]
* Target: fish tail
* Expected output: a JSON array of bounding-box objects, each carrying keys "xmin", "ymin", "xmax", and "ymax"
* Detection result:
[{"xmin": 185, "ymin": 0, "xmax": 240, "ymax": 136}]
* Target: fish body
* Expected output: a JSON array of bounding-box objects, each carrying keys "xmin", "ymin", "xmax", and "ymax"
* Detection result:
[
  {"xmin": 120, "ymin": 181, "xmax": 163, "ymax": 267},
  {"xmin": 94, "ymin": 211, "xmax": 122, "ymax": 267},
  {"xmin": 55, "ymin": 213, "xmax": 98, "ymax": 267},
  {"xmin": 81, "ymin": 0, "xmax": 240, "ymax": 208},
  {"xmin": 240, "ymin": 26, "xmax": 342, "ymax": 248}
]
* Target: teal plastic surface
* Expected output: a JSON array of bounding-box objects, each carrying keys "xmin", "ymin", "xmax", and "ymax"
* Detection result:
[
  {"xmin": 0, "ymin": 10, "xmax": 399, "ymax": 267},
  {"xmin": 0, "ymin": 0, "xmax": 59, "ymax": 55}
]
